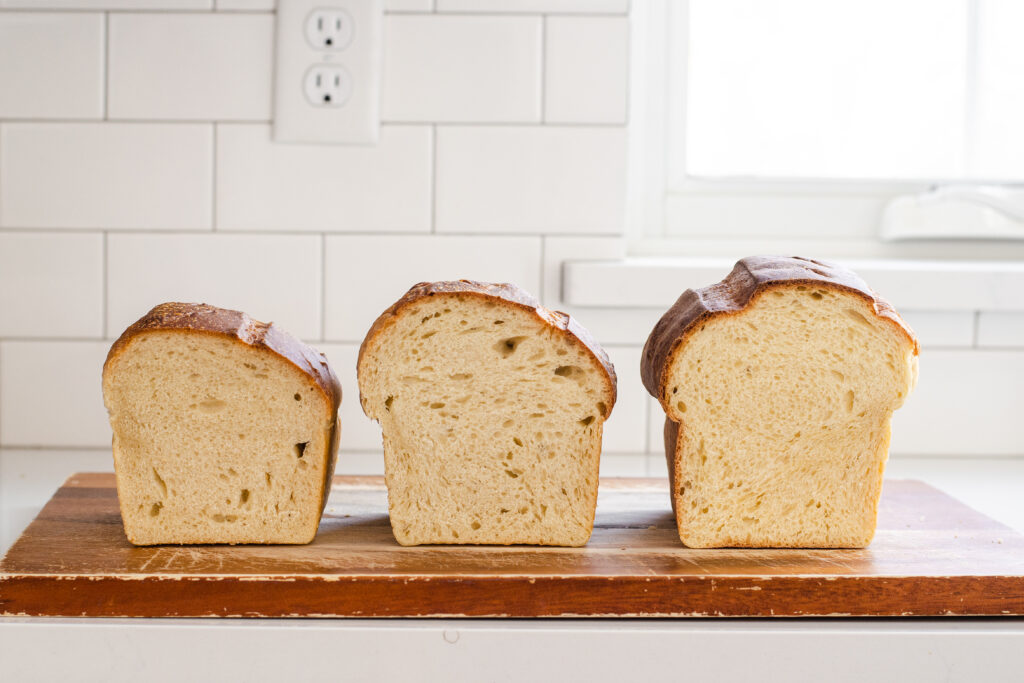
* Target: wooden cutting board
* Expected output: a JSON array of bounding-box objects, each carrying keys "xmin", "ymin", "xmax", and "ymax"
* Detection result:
[{"xmin": 2, "ymin": 473, "xmax": 1023, "ymax": 618}]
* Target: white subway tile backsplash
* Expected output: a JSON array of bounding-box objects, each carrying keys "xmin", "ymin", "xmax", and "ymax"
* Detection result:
[
  {"xmin": 216, "ymin": 124, "xmax": 431, "ymax": 232},
  {"xmin": 540, "ymin": 236, "xmax": 626, "ymax": 305},
  {"xmin": 0, "ymin": 123, "xmax": 212, "ymax": 230},
  {"xmin": 891, "ymin": 350, "xmax": 1024, "ymax": 456},
  {"xmin": 1, "ymin": 0, "xmax": 209, "ymax": 8},
  {"xmin": 107, "ymin": 233, "xmax": 322, "ymax": 339},
  {"xmin": 600, "ymin": 454, "xmax": 647, "ymax": 477},
  {"xmin": 436, "ymin": 0, "xmax": 628, "ymax": 13},
  {"xmin": 333, "ymin": 451, "xmax": 387, "ymax": 475},
  {"xmin": 214, "ymin": 0, "xmax": 433, "ymax": 10},
  {"xmin": 898, "ymin": 311, "xmax": 975, "ymax": 348},
  {"xmin": 0, "ymin": 233, "xmax": 104, "ymax": 338},
  {"xmin": 0, "ymin": 13, "xmax": 104, "ymax": 119},
  {"xmin": 978, "ymin": 312, "xmax": 1024, "ymax": 348},
  {"xmin": 324, "ymin": 235, "xmax": 541, "ymax": 341},
  {"xmin": 216, "ymin": 0, "xmax": 273, "ymax": 9},
  {"xmin": 436, "ymin": 126, "xmax": 626, "ymax": 234},
  {"xmin": 384, "ymin": 0, "xmax": 433, "ymax": 9},
  {"xmin": 317, "ymin": 343, "xmax": 383, "ymax": 452},
  {"xmin": 382, "ymin": 16, "xmax": 541, "ymax": 123},
  {"xmin": 646, "ymin": 396, "xmax": 663, "ymax": 455},
  {"xmin": 542, "ymin": 236, "xmax": 658, "ymax": 346},
  {"xmin": 544, "ymin": 17, "xmax": 628, "ymax": 124},
  {"xmin": 108, "ymin": 14, "xmax": 273, "ymax": 121},
  {"xmin": 601, "ymin": 346, "xmax": 647, "ymax": 453},
  {"xmin": 0, "ymin": 341, "xmax": 111, "ymax": 447}
]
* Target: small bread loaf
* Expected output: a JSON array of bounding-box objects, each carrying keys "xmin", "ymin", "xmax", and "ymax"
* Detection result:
[
  {"xmin": 357, "ymin": 281, "xmax": 616, "ymax": 546},
  {"xmin": 642, "ymin": 257, "xmax": 918, "ymax": 548},
  {"xmin": 102, "ymin": 303, "xmax": 341, "ymax": 545}
]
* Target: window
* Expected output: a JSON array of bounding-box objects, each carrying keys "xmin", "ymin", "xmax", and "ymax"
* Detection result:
[{"xmin": 631, "ymin": 0, "xmax": 1024, "ymax": 248}]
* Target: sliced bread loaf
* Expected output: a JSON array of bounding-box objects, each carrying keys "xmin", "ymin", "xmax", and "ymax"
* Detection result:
[
  {"xmin": 102, "ymin": 303, "xmax": 341, "ymax": 545},
  {"xmin": 642, "ymin": 256, "xmax": 919, "ymax": 548},
  {"xmin": 357, "ymin": 281, "xmax": 616, "ymax": 546}
]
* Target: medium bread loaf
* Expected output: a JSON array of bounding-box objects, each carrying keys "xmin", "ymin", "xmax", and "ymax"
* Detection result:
[
  {"xmin": 357, "ymin": 281, "xmax": 616, "ymax": 546},
  {"xmin": 642, "ymin": 256, "xmax": 918, "ymax": 548},
  {"xmin": 102, "ymin": 302, "xmax": 341, "ymax": 545}
]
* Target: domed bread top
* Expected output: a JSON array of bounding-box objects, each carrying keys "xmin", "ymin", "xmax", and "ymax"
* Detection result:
[
  {"xmin": 106, "ymin": 302, "xmax": 341, "ymax": 408},
  {"xmin": 641, "ymin": 256, "xmax": 919, "ymax": 407},
  {"xmin": 358, "ymin": 280, "xmax": 617, "ymax": 414}
]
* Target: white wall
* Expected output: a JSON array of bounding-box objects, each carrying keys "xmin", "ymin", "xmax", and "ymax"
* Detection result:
[{"xmin": 0, "ymin": 0, "xmax": 1021, "ymax": 491}]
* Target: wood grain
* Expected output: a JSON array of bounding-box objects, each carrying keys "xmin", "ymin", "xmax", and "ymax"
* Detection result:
[{"xmin": 2, "ymin": 474, "xmax": 1023, "ymax": 618}]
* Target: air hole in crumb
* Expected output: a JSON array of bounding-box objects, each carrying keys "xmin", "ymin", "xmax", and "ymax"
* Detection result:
[
  {"xmin": 676, "ymin": 401, "xmax": 687, "ymax": 413},
  {"xmin": 505, "ymin": 470, "xmax": 519, "ymax": 478},
  {"xmin": 294, "ymin": 393, "xmax": 302, "ymax": 401},
  {"xmin": 513, "ymin": 437, "xmax": 523, "ymax": 447},
  {"xmin": 471, "ymin": 521, "xmax": 481, "ymax": 530},
  {"xmin": 844, "ymin": 390, "xmax": 855, "ymax": 412},
  {"xmin": 493, "ymin": 320, "xmax": 505, "ymax": 325},
  {"xmin": 198, "ymin": 398, "xmax": 226, "ymax": 413},
  {"xmin": 597, "ymin": 402, "xmax": 608, "ymax": 417},
  {"xmin": 265, "ymin": 472, "xmax": 272, "ymax": 486},
  {"xmin": 240, "ymin": 489, "xmax": 250, "ymax": 504},
  {"xmin": 554, "ymin": 365, "xmax": 583, "ymax": 378},
  {"xmin": 500, "ymin": 508, "xmax": 510, "ymax": 514},
  {"xmin": 449, "ymin": 373, "xmax": 472, "ymax": 381},
  {"xmin": 385, "ymin": 396, "xmax": 394, "ymax": 411},
  {"xmin": 430, "ymin": 402, "xmax": 445, "ymax": 409},
  {"xmin": 150, "ymin": 502, "xmax": 163, "ymax": 517},
  {"xmin": 811, "ymin": 291, "xmax": 824, "ymax": 300},
  {"xmin": 152, "ymin": 468, "xmax": 167, "ymax": 496},
  {"xmin": 294, "ymin": 442, "xmax": 308, "ymax": 458},
  {"xmin": 579, "ymin": 415, "xmax": 595, "ymax": 426},
  {"xmin": 495, "ymin": 336, "xmax": 528, "ymax": 358}
]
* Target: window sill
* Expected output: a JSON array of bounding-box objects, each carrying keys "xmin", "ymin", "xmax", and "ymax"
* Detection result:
[{"xmin": 563, "ymin": 256, "xmax": 1024, "ymax": 311}]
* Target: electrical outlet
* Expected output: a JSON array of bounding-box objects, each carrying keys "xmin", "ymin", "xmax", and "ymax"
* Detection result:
[
  {"xmin": 274, "ymin": 0, "xmax": 381, "ymax": 144},
  {"xmin": 304, "ymin": 65, "xmax": 353, "ymax": 106},
  {"xmin": 305, "ymin": 9, "xmax": 354, "ymax": 50}
]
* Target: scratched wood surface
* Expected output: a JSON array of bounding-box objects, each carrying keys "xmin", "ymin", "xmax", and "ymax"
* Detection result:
[{"xmin": 2, "ymin": 473, "xmax": 1023, "ymax": 618}]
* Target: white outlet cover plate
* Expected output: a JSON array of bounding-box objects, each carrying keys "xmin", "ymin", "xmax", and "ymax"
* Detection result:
[{"xmin": 274, "ymin": 0, "xmax": 382, "ymax": 144}]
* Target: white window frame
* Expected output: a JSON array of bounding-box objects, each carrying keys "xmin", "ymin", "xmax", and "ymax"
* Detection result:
[{"xmin": 626, "ymin": 0, "xmax": 1022, "ymax": 258}]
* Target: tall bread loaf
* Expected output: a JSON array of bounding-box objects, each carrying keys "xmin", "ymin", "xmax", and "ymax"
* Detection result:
[
  {"xmin": 103, "ymin": 303, "xmax": 341, "ymax": 545},
  {"xmin": 358, "ymin": 280, "xmax": 616, "ymax": 546},
  {"xmin": 642, "ymin": 256, "xmax": 919, "ymax": 548}
]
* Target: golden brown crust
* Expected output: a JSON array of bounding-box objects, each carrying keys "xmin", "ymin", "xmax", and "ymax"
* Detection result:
[
  {"xmin": 640, "ymin": 256, "xmax": 920, "ymax": 406},
  {"xmin": 104, "ymin": 302, "xmax": 342, "ymax": 516},
  {"xmin": 663, "ymin": 417, "xmax": 680, "ymax": 520},
  {"xmin": 357, "ymin": 280, "xmax": 617, "ymax": 415}
]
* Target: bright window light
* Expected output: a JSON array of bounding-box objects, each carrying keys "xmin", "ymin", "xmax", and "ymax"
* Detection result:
[{"xmin": 684, "ymin": 0, "xmax": 1024, "ymax": 181}]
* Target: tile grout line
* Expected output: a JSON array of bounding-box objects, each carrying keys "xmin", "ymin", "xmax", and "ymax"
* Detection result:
[
  {"xmin": 103, "ymin": 12, "xmax": 110, "ymax": 120},
  {"xmin": 539, "ymin": 15, "xmax": 547, "ymax": 123},
  {"xmin": 539, "ymin": 236, "xmax": 546, "ymax": 303},
  {"xmin": 102, "ymin": 231, "xmax": 109, "ymax": 338},
  {"xmin": 430, "ymin": 124, "xmax": 437, "ymax": 234},
  {"xmin": 320, "ymin": 233, "xmax": 327, "ymax": 342},
  {"xmin": 211, "ymin": 123, "xmax": 218, "ymax": 230}
]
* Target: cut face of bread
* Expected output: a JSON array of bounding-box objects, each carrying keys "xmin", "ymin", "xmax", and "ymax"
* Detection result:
[
  {"xmin": 358, "ymin": 281, "xmax": 616, "ymax": 547},
  {"xmin": 642, "ymin": 257, "xmax": 918, "ymax": 548},
  {"xmin": 102, "ymin": 303, "xmax": 341, "ymax": 545}
]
